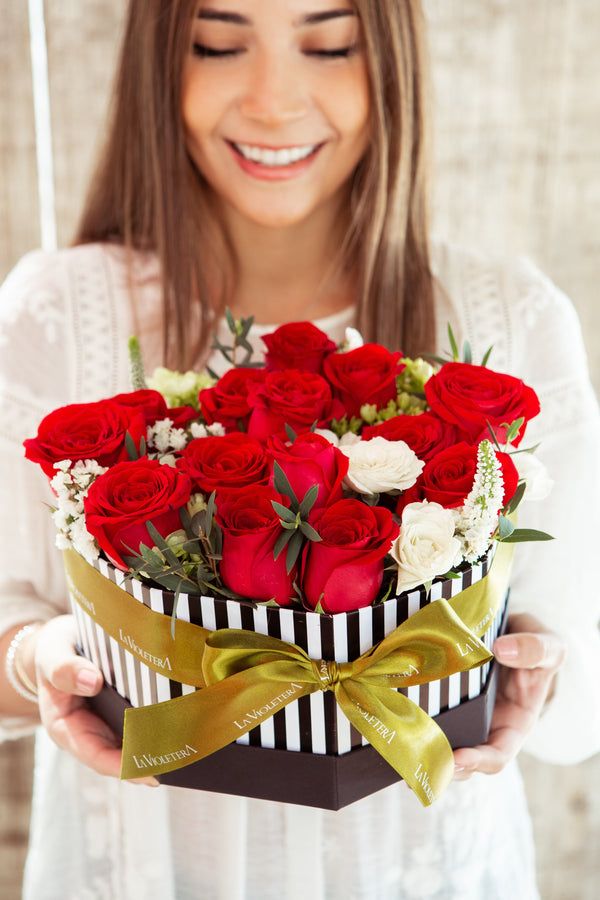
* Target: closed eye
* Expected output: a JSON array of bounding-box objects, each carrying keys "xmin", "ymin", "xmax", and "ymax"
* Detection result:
[
  {"xmin": 193, "ymin": 43, "xmax": 244, "ymax": 58},
  {"xmin": 306, "ymin": 46, "xmax": 359, "ymax": 59}
]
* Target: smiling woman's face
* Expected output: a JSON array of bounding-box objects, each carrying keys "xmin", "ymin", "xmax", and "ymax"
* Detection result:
[{"xmin": 182, "ymin": 0, "xmax": 371, "ymax": 231}]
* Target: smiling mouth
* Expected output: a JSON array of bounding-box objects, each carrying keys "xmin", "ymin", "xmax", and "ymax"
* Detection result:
[{"xmin": 229, "ymin": 141, "xmax": 321, "ymax": 168}]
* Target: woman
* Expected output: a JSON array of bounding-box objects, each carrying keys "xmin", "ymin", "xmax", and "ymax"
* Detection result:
[{"xmin": 1, "ymin": 1, "xmax": 599, "ymax": 897}]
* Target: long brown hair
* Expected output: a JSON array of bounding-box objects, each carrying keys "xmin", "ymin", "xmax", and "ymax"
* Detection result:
[{"xmin": 74, "ymin": 0, "xmax": 436, "ymax": 367}]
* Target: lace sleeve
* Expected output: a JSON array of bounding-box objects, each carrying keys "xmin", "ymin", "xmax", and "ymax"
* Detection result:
[{"xmin": 452, "ymin": 249, "xmax": 600, "ymax": 764}]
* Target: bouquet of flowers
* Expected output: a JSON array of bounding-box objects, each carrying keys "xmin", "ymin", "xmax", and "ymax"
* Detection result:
[
  {"xmin": 23, "ymin": 316, "xmax": 552, "ymax": 807},
  {"xmin": 24, "ymin": 317, "xmax": 549, "ymax": 611}
]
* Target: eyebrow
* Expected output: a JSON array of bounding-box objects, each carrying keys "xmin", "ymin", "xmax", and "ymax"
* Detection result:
[{"xmin": 196, "ymin": 9, "xmax": 357, "ymax": 27}]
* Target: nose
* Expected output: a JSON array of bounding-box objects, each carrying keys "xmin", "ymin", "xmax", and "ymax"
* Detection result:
[{"xmin": 239, "ymin": 51, "xmax": 309, "ymax": 126}]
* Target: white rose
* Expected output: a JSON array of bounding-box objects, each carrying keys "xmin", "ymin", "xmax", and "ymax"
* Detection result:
[
  {"xmin": 512, "ymin": 452, "xmax": 554, "ymax": 502},
  {"xmin": 342, "ymin": 436, "xmax": 424, "ymax": 495},
  {"xmin": 343, "ymin": 326, "xmax": 364, "ymax": 350},
  {"xmin": 391, "ymin": 501, "xmax": 463, "ymax": 593}
]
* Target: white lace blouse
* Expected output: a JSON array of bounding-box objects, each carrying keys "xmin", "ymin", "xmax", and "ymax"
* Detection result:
[{"xmin": 1, "ymin": 242, "xmax": 599, "ymax": 900}]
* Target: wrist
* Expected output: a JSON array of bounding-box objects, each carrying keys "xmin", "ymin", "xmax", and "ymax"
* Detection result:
[{"xmin": 5, "ymin": 622, "xmax": 44, "ymax": 704}]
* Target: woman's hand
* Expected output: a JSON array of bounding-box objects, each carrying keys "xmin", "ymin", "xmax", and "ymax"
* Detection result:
[
  {"xmin": 34, "ymin": 615, "xmax": 159, "ymax": 786},
  {"xmin": 453, "ymin": 613, "xmax": 566, "ymax": 780}
]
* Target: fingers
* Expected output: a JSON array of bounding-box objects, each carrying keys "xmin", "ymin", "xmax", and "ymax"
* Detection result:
[
  {"xmin": 35, "ymin": 615, "xmax": 103, "ymax": 697},
  {"xmin": 34, "ymin": 616, "xmax": 159, "ymax": 787},
  {"xmin": 453, "ymin": 614, "xmax": 567, "ymax": 782},
  {"xmin": 493, "ymin": 631, "xmax": 566, "ymax": 672}
]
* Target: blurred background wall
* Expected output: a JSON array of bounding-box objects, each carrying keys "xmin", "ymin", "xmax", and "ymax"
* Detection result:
[{"xmin": 1, "ymin": 1, "xmax": 599, "ymax": 897}]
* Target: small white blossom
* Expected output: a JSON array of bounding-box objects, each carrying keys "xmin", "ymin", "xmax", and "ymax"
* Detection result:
[
  {"xmin": 190, "ymin": 421, "xmax": 226, "ymax": 439},
  {"xmin": 341, "ymin": 436, "xmax": 424, "ymax": 496},
  {"xmin": 342, "ymin": 327, "xmax": 364, "ymax": 351},
  {"xmin": 146, "ymin": 418, "xmax": 188, "ymax": 454},
  {"xmin": 454, "ymin": 440, "xmax": 505, "ymax": 562},
  {"xmin": 392, "ymin": 501, "xmax": 463, "ymax": 593},
  {"xmin": 49, "ymin": 459, "xmax": 106, "ymax": 559}
]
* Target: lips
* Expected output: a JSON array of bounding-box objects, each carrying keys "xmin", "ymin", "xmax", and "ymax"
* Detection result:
[{"xmin": 229, "ymin": 141, "xmax": 321, "ymax": 168}]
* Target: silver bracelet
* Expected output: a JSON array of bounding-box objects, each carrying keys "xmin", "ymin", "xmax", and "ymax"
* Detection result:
[{"xmin": 5, "ymin": 623, "xmax": 42, "ymax": 704}]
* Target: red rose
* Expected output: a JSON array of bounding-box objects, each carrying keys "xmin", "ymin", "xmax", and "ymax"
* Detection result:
[
  {"xmin": 267, "ymin": 432, "xmax": 349, "ymax": 509},
  {"xmin": 424, "ymin": 362, "xmax": 540, "ymax": 446},
  {"xmin": 399, "ymin": 441, "xmax": 519, "ymax": 512},
  {"xmin": 199, "ymin": 367, "xmax": 266, "ymax": 433},
  {"xmin": 215, "ymin": 485, "xmax": 297, "ymax": 606},
  {"xmin": 247, "ymin": 370, "xmax": 345, "ymax": 442},
  {"xmin": 177, "ymin": 433, "xmax": 270, "ymax": 495},
  {"xmin": 322, "ymin": 344, "xmax": 405, "ymax": 419},
  {"xmin": 301, "ymin": 499, "xmax": 399, "ymax": 613},
  {"xmin": 84, "ymin": 458, "xmax": 193, "ymax": 570},
  {"xmin": 111, "ymin": 389, "xmax": 198, "ymax": 430},
  {"xmin": 24, "ymin": 399, "xmax": 147, "ymax": 480},
  {"xmin": 362, "ymin": 411, "xmax": 465, "ymax": 461},
  {"xmin": 262, "ymin": 322, "xmax": 337, "ymax": 374}
]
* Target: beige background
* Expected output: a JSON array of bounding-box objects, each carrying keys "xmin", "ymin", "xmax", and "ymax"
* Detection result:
[{"xmin": 1, "ymin": 1, "xmax": 599, "ymax": 897}]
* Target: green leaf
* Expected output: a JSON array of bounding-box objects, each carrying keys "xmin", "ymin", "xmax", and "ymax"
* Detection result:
[
  {"xmin": 272, "ymin": 461, "xmax": 299, "ymax": 508},
  {"xmin": 125, "ymin": 431, "xmax": 140, "ymax": 461},
  {"xmin": 480, "ymin": 345, "xmax": 494, "ymax": 367},
  {"xmin": 145, "ymin": 522, "xmax": 180, "ymax": 568},
  {"xmin": 462, "ymin": 340, "xmax": 472, "ymax": 364},
  {"xmin": 299, "ymin": 521, "xmax": 322, "ymax": 542},
  {"xmin": 497, "ymin": 515, "xmax": 515, "ymax": 540},
  {"xmin": 500, "ymin": 528, "xmax": 554, "ymax": 543},
  {"xmin": 271, "ymin": 501, "xmax": 297, "ymax": 523},
  {"xmin": 285, "ymin": 423, "xmax": 298, "ymax": 443},
  {"xmin": 502, "ymin": 417, "xmax": 525, "ymax": 446},
  {"xmin": 298, "ymin": 484, "xmax": 319, "ymax": 519},
  {"xmin": 285, "ymin": 531, "xmax": 304, "ymax": 574},
  {"xmin": 205, "ymin": 491, "xmax": 217, "ymax": 540},
  {"xmin": 505, "ymin": 480, "xmax": 526, "ymax": 515},
  {"xmin": 485, "ymin": 420, "xmax": 502, "ymax": 450},
  {"xmin": 447, "ymin": 324, "xmax": 459, "ymax": 362},
  {"xmin": 225, "ymin": 307, "xmax": 237, "ymax": 333},
  {"xmin": 273, "ymin": 528, "xmax": 293, "ymax": 560}
]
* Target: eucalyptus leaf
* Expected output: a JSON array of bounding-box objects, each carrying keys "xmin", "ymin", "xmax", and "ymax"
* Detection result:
[
  {"xmin": 273, "ymin": 528, "xmax": 293, "ymax": 560},
  {"xmin": 286, "ymin": 531, "xmax": 304, "ymax": 574},
  {"xmin": 480, "ymin": 345, "xmax": 494, "ymax": 367},
  {"xmin": 271, "ymin": 501, "xmax": 297, "ymax": 523},
  {"xmin": 505, "ymin": 481, "xmax": 527, "ymax": 515},
  {"xmin": 298, "ymin": 484, "xmax": 319, "ymax": 519},
  {"xmin": 272, "ymin": 461, "xmax": 299, "ymax": 508},
  {"xmin": 299, "ymin": 521, "xmax": 322, "ymax": 542},
  {"xmin": 500, "ymin": 528, "xmax": 554, "ymax": 543},
  {"xmin": 125, "ymin": 431, "xmax": 140, "ymax": 461},
  {"xmin": 447, "ymin": 324, "xmax": 459, "ymax": 361},
  {"xmin": 497, "ymin": 515, "xmax": 515, "ymax": 540},
  {"xmin": 462, "ymin": 340, "xmax": 472, "ymax": 364},
  {"xmin": 285, "ymin": 423, "xmax": 298, "ymax": 443}
]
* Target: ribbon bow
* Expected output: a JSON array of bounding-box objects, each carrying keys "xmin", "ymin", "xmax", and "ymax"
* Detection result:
[
  {"xmin": 120, "ymin": 599, "xmax": 492, "ymax": 806},
  {"xmin": 63, "ymin": 542, "xmax": 513, "ymax": 807}
]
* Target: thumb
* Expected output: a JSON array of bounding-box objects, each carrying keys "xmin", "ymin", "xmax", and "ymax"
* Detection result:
[{"xmin": 35, "ymin": 615, "xmax": 103, "ymax": 697}]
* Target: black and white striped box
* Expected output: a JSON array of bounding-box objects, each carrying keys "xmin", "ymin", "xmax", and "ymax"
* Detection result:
[{"xmin": 71, "ymin": 545, "xmax": 505, "ymax": 760}]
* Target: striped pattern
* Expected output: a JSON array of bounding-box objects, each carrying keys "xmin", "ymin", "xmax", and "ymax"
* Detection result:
[{"xmin": 70, "ymin": 548, "xmax": 505, "ymax": 757}]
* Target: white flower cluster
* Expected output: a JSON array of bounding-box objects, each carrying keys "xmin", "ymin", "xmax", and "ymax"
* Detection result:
[
  {"xmin": 50, "ymin": 459, "xmax": 107, "ymax": 563},
  {"xmin": 146, "ymin": 418, "xmax": 189, "ymax": 454},
  {"xmin": 454, "ymin": 440, "xmax": 505, "ymax": 563},
  {"xmin": 189, "ymin": 421, "xmax": 227, "ymax": 440}
]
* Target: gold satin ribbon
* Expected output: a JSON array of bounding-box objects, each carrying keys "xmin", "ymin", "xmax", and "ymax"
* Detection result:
[{"xmin": 64, "ymin": 541, "xmax": 513, "ymax": 807}]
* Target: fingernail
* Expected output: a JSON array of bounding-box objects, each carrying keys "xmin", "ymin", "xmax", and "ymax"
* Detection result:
[
  {"xmin": 76, "ymin": 668, "xmax": 100, "ymax": 694},
  {"xmin": 132, "ymin": 777, "xmax": 160, "ymax": 788},
  {"xmin": 495, "ymin": 636, "xmax": 519, "ymax": 660}
]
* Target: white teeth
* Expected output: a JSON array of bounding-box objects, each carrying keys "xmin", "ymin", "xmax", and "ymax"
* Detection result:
[{"xmin": 234, "ymin": 142, "xmax": 317, "ymax": 166}]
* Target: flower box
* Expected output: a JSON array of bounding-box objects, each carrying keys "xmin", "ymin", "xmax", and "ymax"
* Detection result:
[{"xmin": 67, "ymin": 545, "xmax": 508, "ymax": 810}]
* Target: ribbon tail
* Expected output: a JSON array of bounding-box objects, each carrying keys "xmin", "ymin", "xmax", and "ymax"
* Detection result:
[
  {"xmin": 120, "ymin": 665, "xmax": 315, "ymax": 780},
  {"xmin": 337, "ymin": 680, "xmax": 454, "ymax": 807}
]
